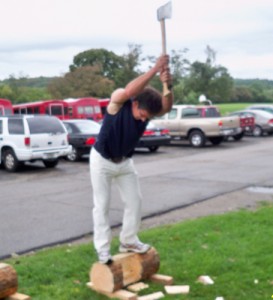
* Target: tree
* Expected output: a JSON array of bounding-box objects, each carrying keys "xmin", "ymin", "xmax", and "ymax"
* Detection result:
[
  {"xmin": 114, "ymin": 44, "xmax": 143, "ymax": 87},
  {"xmin": 48, "ymin": 65, "xmax": 114, "ymax": 99},
  {"xmin": 183, "ymin": 46, "xmax": 233, "ymax": 103},
  {"xmin": 69, "ymin": 48, "xmax": 124, "ymax": 81}
]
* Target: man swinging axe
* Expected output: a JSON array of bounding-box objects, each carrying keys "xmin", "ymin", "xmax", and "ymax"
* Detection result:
[{"xmin": 90, "ymin": 2, "xmax": 173, "ymax": 264}]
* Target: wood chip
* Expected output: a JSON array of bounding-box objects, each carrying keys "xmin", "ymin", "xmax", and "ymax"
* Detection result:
[
  {"xmin": 164, "ymin": 285, "xmax": 190, "ymax": 294},
  {"xmin": 127, "ymin": 282, "xmax": 149, "ymax": 292},
  {"xmin": 137, "ymin": 291, "xmax": 164, "ymax": 300},
  {"xmin": 149, "ymin": 273, "xmax": 174, "ymax": 285},
  {"xmin": 197, "ymin": 275, "xmax": 214, "ymax": 285}
]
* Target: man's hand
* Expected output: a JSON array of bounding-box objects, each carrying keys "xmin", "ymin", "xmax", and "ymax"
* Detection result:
[
  {"xmin": 155, "ymin": 55, "xmax": 169, "ymax": 72},
  {"xmin": 160, "ymin": 67, "xmax": 172, "ymax": 88}
]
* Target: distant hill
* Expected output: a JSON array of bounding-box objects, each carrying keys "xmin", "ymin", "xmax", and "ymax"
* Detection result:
[
  {"xmin": 0, "ymin": 76, "xmax": 57, "ymax": 88},
  {"xmin": 234, "ymin": 78, "xmax": 273, "ymax": 88}
]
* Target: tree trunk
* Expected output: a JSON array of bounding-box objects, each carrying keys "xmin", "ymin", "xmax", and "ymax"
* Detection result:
[
  {"xmin": 0, "ymin": 263, "xmax": 18, "ymax": 299},
  {"xmin": 90, "ymin": 247, "xmax": 160, "ymax": 293}
]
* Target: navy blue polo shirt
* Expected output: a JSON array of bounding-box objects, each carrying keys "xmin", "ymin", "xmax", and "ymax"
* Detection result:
[{"xmin": 94, "ymin": 99, "xmax": 148, "ymax": 159}]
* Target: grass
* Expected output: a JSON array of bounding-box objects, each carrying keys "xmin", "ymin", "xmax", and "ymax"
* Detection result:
[
  {"xmin": 215, "ymin": 103, "xmax": 251, "ymax": 115},
  {"xmin": 4, "ymin": 203, "xmax": 273, "ymax": 300}
]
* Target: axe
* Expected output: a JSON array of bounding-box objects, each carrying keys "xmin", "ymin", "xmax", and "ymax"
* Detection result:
[{"xmin": 157, "ymin": 1, "xmax": 172, "ymax": 96}]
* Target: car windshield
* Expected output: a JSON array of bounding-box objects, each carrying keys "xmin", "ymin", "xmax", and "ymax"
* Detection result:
[
  {"xmin": 27, "ymin": 116, "xmax": 65, "ymax": 134},
  {"xmin": 75, "ymin": 121, "xmax": 101, "ymax": 134}
]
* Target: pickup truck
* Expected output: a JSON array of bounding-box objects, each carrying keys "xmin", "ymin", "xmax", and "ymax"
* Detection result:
[
  {"xmin": 196, "ymin": 105, "xmax": 255, "ymax": 140},
  {"xmin": 152, "ymin": 105, "xmax": 242, "ymax": 147}
]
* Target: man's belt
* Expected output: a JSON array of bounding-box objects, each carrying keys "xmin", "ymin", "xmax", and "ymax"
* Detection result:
[{"xmin": 109, "ymin": 157, "xmax": 127, "ymax": 163}]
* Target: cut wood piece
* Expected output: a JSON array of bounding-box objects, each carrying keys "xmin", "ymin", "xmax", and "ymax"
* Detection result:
[
  {"xmin": 149, "ymin": 273, "xmax": 173, "ymax": 285},
  {"xmin": 87, "ymin": 282, "xmax": 137, "ymax": 300},
  {"xmin": 90, "ymin": 247, "xmax": 160, "ymax": 293},
  {"xmin": 137, "ymin": 291, "xmax": 164, "ymax": 300},
  {"xmin": 164, "ymin": 285, "xmax": 190, "ymax": 294},
  {"xmin": 7, "ymin": 292, "xmax": 31, "ymax": 300},
  {"xmin": 0, "ymin": 263, "xmax": 18, "ymax": 298},
  {"xmin": 197, "ymin": 275, "xmax": 214, "ymax": 285},
  {"xmin": 127, "ymin": 282, "xmax": 149, "ymax": 292}
]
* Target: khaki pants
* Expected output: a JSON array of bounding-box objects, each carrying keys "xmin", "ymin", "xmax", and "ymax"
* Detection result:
[{"xmin": 90, "ymin": 148, "xmax": 142, "ymax": 253}]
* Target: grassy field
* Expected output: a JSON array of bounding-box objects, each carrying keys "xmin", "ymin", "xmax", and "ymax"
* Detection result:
[
  {"xmin": 4, "ymin": 202, "xmax": 273, "ymax": 300},
  {"xmin": 216, "ymin": 103, "xmax": 251, "ymax": 115}
]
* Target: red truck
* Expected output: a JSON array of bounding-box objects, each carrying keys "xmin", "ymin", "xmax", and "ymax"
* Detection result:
[{"xmin": 197, "ymin": 105, "xmax": 255, "ymax": 140}]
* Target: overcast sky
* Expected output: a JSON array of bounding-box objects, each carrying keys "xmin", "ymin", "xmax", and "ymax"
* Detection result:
[{"xmin": 1, "ymin": 0, "xmax": 273, "ymax": 80}]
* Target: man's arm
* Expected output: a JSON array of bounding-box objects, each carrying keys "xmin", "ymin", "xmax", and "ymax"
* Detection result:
[
  {"xmin": 157, "ymin": 67, "xmax": 174, "ymax": 116},
  {"xmin": 108, "ymin": 55, "xmax": 169, "ymax": 115}
]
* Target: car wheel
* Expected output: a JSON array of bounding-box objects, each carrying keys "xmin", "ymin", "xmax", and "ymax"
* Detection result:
[
  {"xmin": 209, "ymin": 137, "xmax": 223, "ymax": 145},
  {"xmin": 148, "ymin": 146, "xmax": 159, "ymax": 152},
  {"xmin": 43, "ymin": 159, "xmax": 59, "ymax": 168},
  {"xmin": 67, "ymin": 146, "xmax": 81, "ymax": 162},
  {"xmin": 3, "ymin": 149, "xmax": 20, "ymax": 172},
  {"xmin": 233, "ymin": 132, "xmax": 244, "ymax": 141},
  {"xmin": 189, "ymin": 130, "xmax": 206, "ymax": 147},
  {"xmin": 253, "ymin": 125, "xmax": 263, "ymax": 137}
]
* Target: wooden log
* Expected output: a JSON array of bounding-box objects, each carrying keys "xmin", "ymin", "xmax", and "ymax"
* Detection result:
[
  {"xmin": 90, "ymin": 247, "xmax": 160, "ymax": 293},
  {"xmin": 7, "ymin": 293, "xmax": 31, "ymax": 300},
  {"xmin": 87, "ymin": 282, "xmax": 137, "ymax": 300},
  {"xmin": 0, "ymin": 263, "xmax": 18, "ymax": 299}
]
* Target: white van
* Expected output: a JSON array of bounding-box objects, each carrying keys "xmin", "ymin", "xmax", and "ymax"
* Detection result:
[{"xmin": 0, "ymin": 115, "xmax": 72, "ymax": 172}]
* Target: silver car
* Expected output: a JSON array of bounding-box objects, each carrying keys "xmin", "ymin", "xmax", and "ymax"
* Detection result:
[
  {"xmin": 229, "ymin": 109, "xmax": 273, "ymax": 137},
  {"xmin": 247, "ymin": 104, "xmax": 273, "ymax": 115}
]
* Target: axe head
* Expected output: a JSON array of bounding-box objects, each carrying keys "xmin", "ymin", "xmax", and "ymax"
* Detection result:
[{"xmin": 157, "ymin": 1, "xmax": 172, "ymax": 21}]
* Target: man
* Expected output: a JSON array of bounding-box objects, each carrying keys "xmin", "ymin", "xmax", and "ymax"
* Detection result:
[{"xmin": 90, "ymin": 55, "xmax": 173, "ymax": 264}]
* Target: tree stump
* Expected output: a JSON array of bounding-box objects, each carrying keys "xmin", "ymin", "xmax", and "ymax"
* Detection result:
[
  {"xmin": 0, "ymin": 263, "xmax": 18, "ymax": 299},
  {"xmin": 90, "ymin": 247, "xmax": 160, "ymax": 293}
]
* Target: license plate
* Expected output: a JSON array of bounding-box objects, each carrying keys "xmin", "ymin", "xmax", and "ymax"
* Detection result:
[{"xmin": 44, "ymin": 153, "xmax": 57, "ymax": 159}]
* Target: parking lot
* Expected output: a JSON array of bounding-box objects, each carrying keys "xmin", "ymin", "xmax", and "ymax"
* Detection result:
[{"xmin": 1, "ymin": 136, "xmax": 273, "ymax": 259}]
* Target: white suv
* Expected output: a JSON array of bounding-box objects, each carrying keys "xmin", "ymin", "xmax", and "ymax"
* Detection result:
[{"xmin": 0, "ymin": 115, "xmax": 72, "ymax": 172}]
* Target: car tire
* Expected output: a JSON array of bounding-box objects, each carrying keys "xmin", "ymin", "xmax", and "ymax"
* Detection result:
[
  {"xmin": 189, "ymin": 130, "xmax": 206, "ymax": 147},
  {"xmin": 233, "ymin": 132, "xmax": 244, "ymax": 141},
  {"xmin": 43, "ymin": 159, "xmax": 59, "ymax": 168},
  {"xmin": 209, "ymin": 137, "xmax": 223, "ymax": 145},
  {"xmin": 2, "ymin": 149, "xmax": 21, "ymax": 172},
  {"xmin": 253, "ymin": 125, "xmax": 263, "ymax": 137},
  {"xmin": 148, "ymin": 146, "xmax": 159, "ymax": 152},
  {"xmin": 67, "ymin": 145, "xmax": 80, "ymax": 162}
]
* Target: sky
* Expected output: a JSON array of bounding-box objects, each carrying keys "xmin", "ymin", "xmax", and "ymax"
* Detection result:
[{"xmin": 1, "ymin": 0, "xmax": 273, "ymax": 80}]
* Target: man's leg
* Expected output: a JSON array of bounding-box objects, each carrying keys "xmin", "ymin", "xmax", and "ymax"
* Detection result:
[
  {"xmin": 90, "ymin": 148, "xmax": 113, "ymax": 262},
  {"xmin": 115, "ymin": 159, "xmax": 150, "ymax": 253}
]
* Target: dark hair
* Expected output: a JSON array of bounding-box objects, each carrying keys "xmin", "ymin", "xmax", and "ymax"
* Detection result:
[{"xmin": 133, "ymin": 86, "xmax": 162, "ymax": 115}]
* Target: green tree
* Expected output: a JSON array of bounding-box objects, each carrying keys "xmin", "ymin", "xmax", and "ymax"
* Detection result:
[
  {"xmin": 48, "ymin": 65, "xmax": 114, "ymax": 99},
  {"xmin": 0, "ymin": 84, "xmax": 13, "ymax": 100},
  {"xmin": 69, "ymin": 48, "xmax": 124, "ymax": 81},
  {"xmin": 184, "ymin": 46, "xmax": 233, "ymax": 103}
]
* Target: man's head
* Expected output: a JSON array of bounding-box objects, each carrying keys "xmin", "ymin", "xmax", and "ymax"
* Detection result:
[{"xmin": 132, "ymin": 87, "xmax": 162, "ymax": 122}]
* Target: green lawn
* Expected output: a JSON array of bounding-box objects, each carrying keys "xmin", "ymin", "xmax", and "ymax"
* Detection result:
[
  {"xmin": 216, "ymin": 103, "xmax": 251, "ymax": 115},
  {"xmin": 4, "ymin": 203, "xmax": 273, "ymax": 300}
]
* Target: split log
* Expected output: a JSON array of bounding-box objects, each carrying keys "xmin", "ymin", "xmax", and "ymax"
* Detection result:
[
  {"xmin": 90, "ymin": 247, "xmax": 160, "ymax": 293},
  {"xmin": 0, "ymin": 263, "xmax": 18, "ymax": 299}
]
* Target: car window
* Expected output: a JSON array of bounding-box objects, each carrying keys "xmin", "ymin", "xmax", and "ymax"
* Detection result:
[
  {"xmin": 75, "ymin": 121, "xmax": 101, "ymax": 134},
  {"xmin": 8, "ymin": 119, "xmax": 25, "ymax": 134},
  {"xmin": 168, "ymin": 108, "xmax": 177, "ymax": 119},
  {"xmin": 63, "ymin": 123, "xmax": 73, "ymax": 134},
  {"xmin": 182, "ymin": 108, "xmax": 200, "ymax": 118},
  {"xmin": 27, "ymin": 116, "xmax": 65, "ymax": 134}
]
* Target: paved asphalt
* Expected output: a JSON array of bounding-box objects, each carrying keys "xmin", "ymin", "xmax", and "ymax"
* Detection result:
[{"xmin": 1, "ymin": 136, "xmax": 273, "ymax": 259}]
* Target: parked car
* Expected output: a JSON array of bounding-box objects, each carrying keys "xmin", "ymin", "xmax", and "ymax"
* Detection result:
[
  {"xmin": 62, "ymin": 119, "xmax": 101, "ymax": 161},
  {"xmin": 228, "ymin": 109, "xmax": 273, "ymax": 136},
  {"xmin": 247, "ymin": 104, "xmax": 273, "ymax": 114},
  {"xmin": 152, "ymin": 105, "xmax": 241, "ymax": 147},
  {"xmin": 0, "ymin": 115, "xmax": 71, "ymax": 172},
  {"xmin": 197, "ymin": 105, "xmax": 255, "ymax": 141},
  {"xmin": 136, "ymin": 121, "xmax": 171, "ymax": 152}
]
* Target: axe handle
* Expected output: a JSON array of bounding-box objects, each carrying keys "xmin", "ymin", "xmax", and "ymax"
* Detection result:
[{"xmin": 160, "ymin": 19, "xmax": 171, "ymax": 97}]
